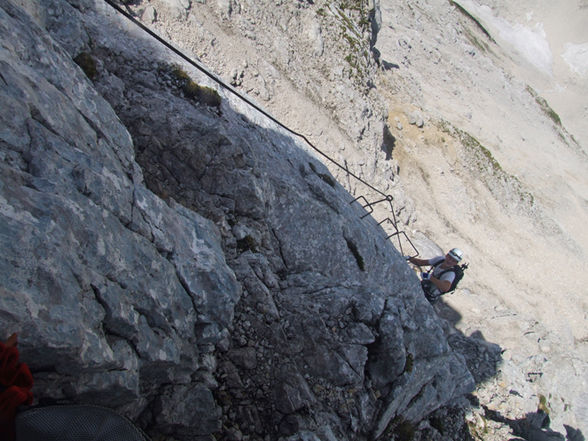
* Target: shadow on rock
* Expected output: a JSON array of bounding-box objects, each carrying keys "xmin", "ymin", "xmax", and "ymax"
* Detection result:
[
  {"xmin": 482, "ymin": 405, "xmax": 585, "ymax": 441},
  {"xmin": 434, "ymin": 298, "xmax": 503, "ymax": 384},
  {"xmin": 390, "ymin": 294, "xmax": 506, "ymax": 440},
  {"xmin": 424, "ymin": 297, "xmax": 585, "ymax": 441}
]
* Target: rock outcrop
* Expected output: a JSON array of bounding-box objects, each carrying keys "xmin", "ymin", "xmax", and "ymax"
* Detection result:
[
  {"xmin": 123, "ymin": 0, "xmax": 406, "ymax": 225},
  {"xmin": 0, "ymin": 0, "xmax": 475, "ymax": 440}
]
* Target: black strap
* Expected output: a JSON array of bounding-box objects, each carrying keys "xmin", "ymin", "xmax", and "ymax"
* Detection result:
[{"xmin": 427, "ymin": 259, "xmax": 457, "ymax": 278}]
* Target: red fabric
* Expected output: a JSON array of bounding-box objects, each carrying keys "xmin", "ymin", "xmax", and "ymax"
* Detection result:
[{"xmin": 0, "ymin": 341, "xmax": 33, "ymax": 441}]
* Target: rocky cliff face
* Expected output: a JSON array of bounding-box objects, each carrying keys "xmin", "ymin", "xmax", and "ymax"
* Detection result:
[
  {"xmin": 123, "ymin": 0, "xmax": 405, "ymax": 221},
  {"xmin": 3, "ymin": 0, "xmax": 587, "ymax": 440},
  {"xmin": 0, "ymin": 1, "xmax": 481, "ymax": 440},
  {"xmin": 117, "ymin": 0, "xmax": 588, "ymax": 439}
]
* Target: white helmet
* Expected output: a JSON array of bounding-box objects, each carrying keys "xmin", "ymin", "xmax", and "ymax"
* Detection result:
[{"xmin": 448, "ymin": 248, "xmax": 463, "ymax": 262}]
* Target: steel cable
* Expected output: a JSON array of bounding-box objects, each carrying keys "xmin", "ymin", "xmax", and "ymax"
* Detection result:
[{"xmin": 101, "ymin": 0, "xmax": 418, "ymax": 256}]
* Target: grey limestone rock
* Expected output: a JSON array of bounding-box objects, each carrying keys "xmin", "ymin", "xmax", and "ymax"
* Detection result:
[
  {"xmin": 0, "ymin": 0, "xmax": 239, "ymax": 432},
  {"xmin": 0, "ymin": 0, "xmax": 475, "ymax": 439}
]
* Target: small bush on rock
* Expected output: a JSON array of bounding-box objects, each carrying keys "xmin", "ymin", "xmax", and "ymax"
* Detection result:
[
  {"xmin": 74, "ymin": 52, "xmax": 98, "ymax": 80},
  {"xmin": 170, "ymin": 64, "xmax": 222, "ymax": 108}
]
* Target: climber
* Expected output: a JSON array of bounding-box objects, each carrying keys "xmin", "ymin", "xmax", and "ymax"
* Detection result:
[
  {"xmin": 407, "ymin": 248, "xmax": 465, "ymax": 303},
  {"xmin": 1, "ymin": 332, "xmax": 34, "ymax": 441}
]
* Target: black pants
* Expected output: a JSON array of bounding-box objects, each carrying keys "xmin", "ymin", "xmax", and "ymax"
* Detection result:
[{"xmin": 421, "ymin": 280, "xmax": 440, "ymax": 303}]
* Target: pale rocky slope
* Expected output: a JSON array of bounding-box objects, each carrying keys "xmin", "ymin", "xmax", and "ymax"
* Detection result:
[{"xmin": 374, "ymin": 2, "xmax": 588, "ymax": 437}]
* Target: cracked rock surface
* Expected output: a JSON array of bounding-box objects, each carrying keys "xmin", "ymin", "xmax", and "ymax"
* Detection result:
[{"xmin": 0, "ymin": 1, "xmax": 474, "ymax": 440}]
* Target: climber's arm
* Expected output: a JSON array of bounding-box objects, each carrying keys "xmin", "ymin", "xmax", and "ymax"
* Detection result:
[
  {"xmin": 407, "ymin": 256, "xmax": 430, "ymax": 266},
  {"xmin": 429, "ymin": 275, "xmax": 451, "ymax": 293}
]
